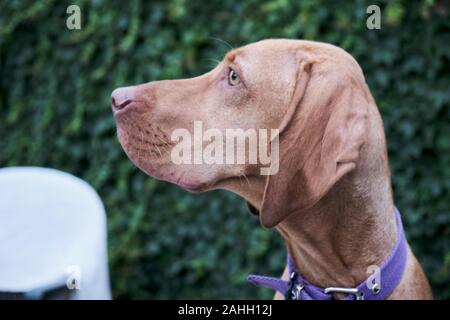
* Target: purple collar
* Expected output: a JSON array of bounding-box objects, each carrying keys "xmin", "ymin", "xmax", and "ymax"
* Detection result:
[{"xmin": 247, "ymin": 207, "xmax": 407, "ymax": 300}]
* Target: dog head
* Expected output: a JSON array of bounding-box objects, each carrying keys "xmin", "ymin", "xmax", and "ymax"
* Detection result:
[{"xmin": 112, "ymin": 39, "xmax": 372, "ymax": 227}]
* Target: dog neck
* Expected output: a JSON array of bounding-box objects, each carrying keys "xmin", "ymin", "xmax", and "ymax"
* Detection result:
[
  {"xmin": 224, "ymin": 164, "xmax": 397, "ymax": 291},
  {"xmin": 276, "ymin": 173, "xmax": 397, "ymax": 289}
]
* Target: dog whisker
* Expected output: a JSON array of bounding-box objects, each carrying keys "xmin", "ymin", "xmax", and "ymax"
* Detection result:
[
  {"xmin": 208, "ymin": 36, "xmax": 234, "ymax": 51},
  {"xmin": 241, "ymin": 173, "xmax": 250, "ymax": 187}
]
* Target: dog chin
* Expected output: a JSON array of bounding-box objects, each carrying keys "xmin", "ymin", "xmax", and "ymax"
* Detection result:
[
  {"xmin": 165, "ymin": 173, "xmax": 210, "ymax": 192},
  {"xmin": 135, "ymin": 162, "xmax": 209, "ymax": 193},
  {"xmin": 176, "ymin": 181, "xmax": 209, "ymax": 193}
]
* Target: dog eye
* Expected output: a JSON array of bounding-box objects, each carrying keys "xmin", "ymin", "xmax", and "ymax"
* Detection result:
[{"xmin": 228, "ymin": 68, "xmax": 241, "ymax": 86}]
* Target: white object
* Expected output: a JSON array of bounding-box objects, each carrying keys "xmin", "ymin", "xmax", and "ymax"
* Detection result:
[{"xmin": 0, "ymin": 167, "xmax": 111, "ymax": 299}]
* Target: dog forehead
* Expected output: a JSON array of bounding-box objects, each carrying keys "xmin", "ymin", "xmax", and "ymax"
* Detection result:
[
  {"xmin": 239, "ymin": 40, "xmax": 295, "ymax": 60},
  {"xmin": 231, "ymin": 42, "xmax": 298, "ymax": 81},
  {"xmin": 227, "ymin": 44, "xmax": 299, "ymax": 124}
]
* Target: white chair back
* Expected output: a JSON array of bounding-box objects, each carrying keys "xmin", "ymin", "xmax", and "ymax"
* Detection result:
[{"xmin": 0, "ymin": 167, "xmax": 111, "ymax": 299}]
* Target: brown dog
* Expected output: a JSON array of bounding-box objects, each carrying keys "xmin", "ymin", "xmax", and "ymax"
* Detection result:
[{"xmin": 111, "ymin": 39, "xmax": 432, "ymax": 299}]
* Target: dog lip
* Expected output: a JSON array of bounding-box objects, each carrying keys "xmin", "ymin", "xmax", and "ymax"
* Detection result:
[
  {"xmin": 164, "ymin": 176, "xmax": 208, "ymax": 192},
  {"xmin": 168, "ymin": 178, "xmax": 207, "ymax": 192},
  {"xmin": 179, "ymin": 183, "xmax": 207, "ymax": 192}
]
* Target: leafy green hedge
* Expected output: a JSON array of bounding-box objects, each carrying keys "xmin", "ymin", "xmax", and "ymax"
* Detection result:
[{"xmin": 1, "ymin": 0, "xmax": 449, "ymax": 299}]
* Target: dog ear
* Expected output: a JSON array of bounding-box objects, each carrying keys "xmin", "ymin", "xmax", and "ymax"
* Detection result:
[{"xmin": 259, "ymin": 63, "xmax": 369, "ymax": 228}]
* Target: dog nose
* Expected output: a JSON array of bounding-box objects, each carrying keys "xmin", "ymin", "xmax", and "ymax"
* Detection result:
[{"xmin": 111, "ymin": 87, "xmax": 134, "ymax": 112}]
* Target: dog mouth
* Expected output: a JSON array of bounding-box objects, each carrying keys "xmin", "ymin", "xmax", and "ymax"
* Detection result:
[
  {"xmin": 115, "ymin": 117, "xmax": 211, "ymax": 192},
  {"xmin": 119, "ymin": 145, "xmax": 210, "ymax": 193},
  {"xmin": 115, "ymin": 112, "xmax": 175, "ymax": 163}
]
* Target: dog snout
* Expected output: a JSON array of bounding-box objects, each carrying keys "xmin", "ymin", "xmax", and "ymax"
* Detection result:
[{"xmin": 111, "ymin": 86, "xmax": 135, "ymax": 112}]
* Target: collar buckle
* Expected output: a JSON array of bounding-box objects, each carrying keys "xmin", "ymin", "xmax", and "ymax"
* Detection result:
[
  {"xmin": 291, "ymin": 284, "xmax": 305, "ymax": 300},
  {"xmin": 285, "ymin": 272, "xmax": 298, "ymax": 300},
  {"xmin": 324, "ymin": 287, "xmax": 365, "ymax": 300}
]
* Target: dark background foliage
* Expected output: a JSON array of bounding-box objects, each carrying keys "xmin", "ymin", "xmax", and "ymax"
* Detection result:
[{"xmin": 0, "ymin": 0, "xmax": 449, "ymax": 299}]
